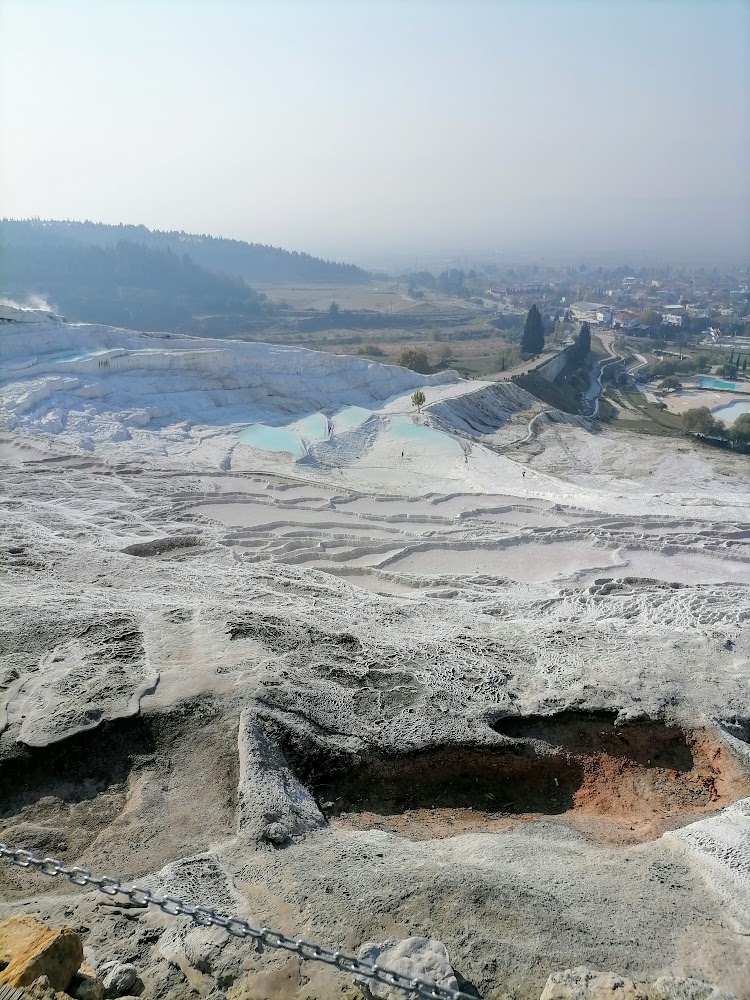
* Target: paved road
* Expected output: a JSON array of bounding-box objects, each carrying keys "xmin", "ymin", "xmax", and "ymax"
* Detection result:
[
  {"xmin": 489, "ymin": 347, "xmax": 566, "ymax": 382},
  {"xmin": 628, "ymin": 351, "xmax": 649, "ymax": 377},
  {"xmin": 584, "ymin": 333, "xmax": 621, "ymax": 416}
]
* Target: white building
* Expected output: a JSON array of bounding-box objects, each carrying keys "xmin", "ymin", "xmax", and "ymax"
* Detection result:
[
  {"xmin": 614, "ymin": 311, "xmax": 638, "ymax": 330},
  {"xmin": 570, "ymin": 301, "xmax": 611, "ymax": 325},
  {"xmin": 662, "ymin": 313, "xmax": 683, "ymax": 327}
]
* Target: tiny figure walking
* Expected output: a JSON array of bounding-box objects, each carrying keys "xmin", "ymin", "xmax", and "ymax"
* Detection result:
[{"xmin": 522, "ymin": 470, "xmax": 526, "ymax": 478}]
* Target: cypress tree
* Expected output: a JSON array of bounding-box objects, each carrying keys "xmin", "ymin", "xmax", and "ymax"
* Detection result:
[
  {"xmin": 521, "ymin": 304, "xmax": 545, "ymax": 354},
  {"xmin": 570, "ymin": 321, "xmax": 591, "ymax": 362}
]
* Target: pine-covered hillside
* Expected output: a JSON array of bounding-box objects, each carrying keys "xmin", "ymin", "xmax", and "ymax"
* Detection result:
[
  {"xmin": 0, "ymin": 236, "xmax": 264, "ymax": 332},
  {"xmin": 0, "ymin": 219, "xmax": 371, "ymax": 332},
  {"xmin": 0, "ymin": 219, "xmax": 369, "ymax": 285}
]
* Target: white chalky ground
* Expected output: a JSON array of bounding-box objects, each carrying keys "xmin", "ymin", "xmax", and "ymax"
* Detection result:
[{"xmin": 1, "ymin": 314, "xmax": 750, "ymax": 999}]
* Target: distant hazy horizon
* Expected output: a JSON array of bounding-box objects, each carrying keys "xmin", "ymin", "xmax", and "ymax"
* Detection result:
[{"xmin": 2, "ymin": 0, "xmax": 749, "ymax": 266}]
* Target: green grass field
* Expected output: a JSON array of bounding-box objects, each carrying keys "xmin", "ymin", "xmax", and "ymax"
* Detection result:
[{"xmin": 615, "ymin": 387, "xmax": 686, "ymax": 435}]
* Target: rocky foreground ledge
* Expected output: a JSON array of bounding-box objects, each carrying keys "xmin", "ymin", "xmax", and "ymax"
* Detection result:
[
  {"xmin": 0, "ymin": 915, "xmax": 738, "ymax": 1000},
  {"xmin": 0, "ymin": 915, "xmax": 136, "ymax": 999}
]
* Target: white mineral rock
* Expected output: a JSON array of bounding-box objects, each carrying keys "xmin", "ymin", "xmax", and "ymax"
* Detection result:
[{"xmin": 355, "ymin": 937, "xmax": 458, "ymax": 1000}]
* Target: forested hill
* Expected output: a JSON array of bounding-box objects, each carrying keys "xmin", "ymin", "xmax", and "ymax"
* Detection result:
[
  {"xmin": 0, "ymin": 238, "xmax": 264, "ymax": 332},
  {"xmin": 1, "ymin": 219, "xmax": 369, "ymax": 284}
]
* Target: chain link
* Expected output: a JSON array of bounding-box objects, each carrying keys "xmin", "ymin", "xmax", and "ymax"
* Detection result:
[{"xmin": 0, "ymin": 842, "xmax": 476, "ymax": 1000}]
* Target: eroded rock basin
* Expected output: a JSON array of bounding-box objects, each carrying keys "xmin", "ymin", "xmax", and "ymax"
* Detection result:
[
  {"xmin": 285, "ymin": 712, "xmax": 750, "ymax": 845},
  {"xmin": 5, "ymin": 707, "xmax": 748, "ymax": 883},
  {"xmin": 0, "ymin": 703, "xmax": 239, "ymax": 898}
]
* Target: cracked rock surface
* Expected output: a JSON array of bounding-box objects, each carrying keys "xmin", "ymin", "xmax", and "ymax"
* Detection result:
[{"xmin": 1, "ymin": 319, "xmax": 749, "ymax": 999}]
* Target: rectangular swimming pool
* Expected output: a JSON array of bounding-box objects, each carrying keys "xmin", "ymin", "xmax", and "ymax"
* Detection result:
[{"xmin": 700, "ymin": 377, "xmax": 737, "ymax": 391}]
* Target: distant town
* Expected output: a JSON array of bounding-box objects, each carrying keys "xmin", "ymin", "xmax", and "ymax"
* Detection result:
[{"xmin": 435, "ymin": 262, "xmax": 749, "ymax": 345}]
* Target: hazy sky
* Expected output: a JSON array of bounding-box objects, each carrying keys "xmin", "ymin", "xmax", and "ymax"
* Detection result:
[{"xmin": 1, "ymin": 0, "xmax": 749, "ymax": 264}]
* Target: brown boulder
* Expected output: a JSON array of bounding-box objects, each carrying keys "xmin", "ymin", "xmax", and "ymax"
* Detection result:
[{"xmin": 0, "ymin": 914, "xmax": 83, "ymax": 992}]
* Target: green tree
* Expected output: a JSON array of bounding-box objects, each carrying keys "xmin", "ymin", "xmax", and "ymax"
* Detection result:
[
  {"xmin": 682, "ymin": 407, "xmax": 726, "ymax": 437},
  {"xmin": 578, "ymin": 321, "xmax": 591, "ymax": 356},
  {"xmin": 411, "ymin": 389, "xmax": 426, "ymax": 413},
  {"xmin": 729, "ymin": 413, "xmax": 750, "ymax": 447},
  {"xmin": 660, "ymin": 375, "xmax": 682, "ymax": 390},
  {"xmin": 521, "ymin": 304, "xmax": 545, "ymax": 354},
  {"xmin": 328, "ymin": 300, "xmax": 340, "ymax": 316},
  {"xmin": 437, "ymin": 268, "xmax": 466, "ymax": 295},
  {"xmin": 571, "ymin": 321, "xmax": 591, "ymax": 362},
  {"xmin": 639, "ymin": 309, "xmax": 661, "ymax": 329},
  {"xmin": 397, "ymin": 349, "xmax": 431, "ymax": 374}
]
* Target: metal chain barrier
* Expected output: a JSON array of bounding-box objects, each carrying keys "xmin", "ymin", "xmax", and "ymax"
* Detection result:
[
  {"xmin": 0, "ymin": 987, "xmax": 25, "ymax": 1000},
  {"xmin": 0, "ymin": 843, "xmax": 477, "ymax": 1000}
]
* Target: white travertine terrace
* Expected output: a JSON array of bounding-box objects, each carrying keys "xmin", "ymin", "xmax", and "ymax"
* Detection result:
[{"xmin": 1, "ymin": 315, "xmax": 749, "ymax": 998}]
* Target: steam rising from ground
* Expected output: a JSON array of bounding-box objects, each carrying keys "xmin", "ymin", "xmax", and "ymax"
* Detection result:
[{"xmin": 0, "ymin": 294, "xmax": 58, "ymax": 313}]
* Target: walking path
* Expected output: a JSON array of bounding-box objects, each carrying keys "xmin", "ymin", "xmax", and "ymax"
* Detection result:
[
  {"xmin": 491, "ymin": 346, "xmax": 566, "ymax": 382},
  {"xmin": 583, "ymin": 333, "xmax": 621, "ymax": 417}
]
